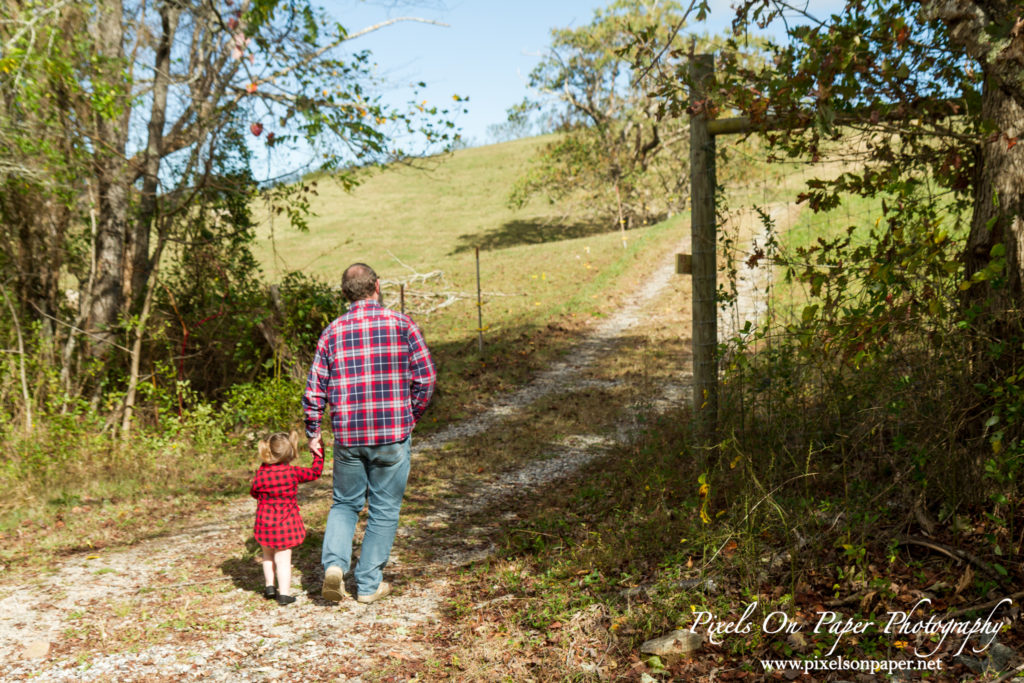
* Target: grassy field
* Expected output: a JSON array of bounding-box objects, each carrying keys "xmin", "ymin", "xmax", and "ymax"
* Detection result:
[{"xmin": 255, "ymin": 134, "xmax": 601, "ymax": 279}]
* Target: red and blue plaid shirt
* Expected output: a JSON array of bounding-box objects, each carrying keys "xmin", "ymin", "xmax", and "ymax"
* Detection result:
[{"xmin": 303, "ymin": 299, "xmax": 436, "ymax": 446}]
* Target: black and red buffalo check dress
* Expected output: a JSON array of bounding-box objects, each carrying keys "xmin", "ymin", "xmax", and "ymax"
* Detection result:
[{"xmin": 250, "ymin": 451, "xmax": 324, "ymax": 549}]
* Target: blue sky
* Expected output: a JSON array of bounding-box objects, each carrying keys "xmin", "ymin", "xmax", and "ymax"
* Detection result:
[
  {"xmin": 250, "ymin": 0, "xmax": 844, "ymax": 180},
  {"xmin": 321, "ymin": 0, "xmax": 749, "ymax": 145}
]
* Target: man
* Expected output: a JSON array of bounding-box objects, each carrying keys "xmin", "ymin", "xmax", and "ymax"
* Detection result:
[{"xmin": 303, "ymin": 263, "xmax": 436, "ymax": 604}]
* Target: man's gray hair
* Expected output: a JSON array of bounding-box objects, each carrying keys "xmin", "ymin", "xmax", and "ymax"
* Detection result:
[{"xmin": 342, "ymin": 263, "xmax": 378, "ymax": 302}]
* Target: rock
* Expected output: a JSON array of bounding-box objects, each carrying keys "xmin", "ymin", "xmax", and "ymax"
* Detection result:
[
  {"xmin": 673, "ymin": 578, "xmax": 718, "ymax": 593},
  {"xmin": 955, "ymin": 654, "xmax": 986, "ymax": 674},
  {"xmin": 640, "ymin": 629, "xmax": 702, "ymax": 661},
  {"xmin": 23, "ymin": 640, "xmax": 50, "ymax": 659},
  {"xmin": 989, "ymin": 642, "xmax": 1015, "ymax": 672},
  {"xmin": 958, "ymin": 640, "xmax": 1017, "ymax": 676},
  {"xmin": 786, "ymin": 631, "xmax": 808, "ymax": 650},
  {"xmin": 619, "ymin": 586, "xmax": 651, "ymax": 602}
]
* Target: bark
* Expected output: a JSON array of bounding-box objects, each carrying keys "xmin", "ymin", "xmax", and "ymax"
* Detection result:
[
  {"xmin": 121, "ymin": 237, "xmax": 165, "ymax": 438},
  {"xmin": 933, "ymin": 0, "xmax": 1024, "ymax": 309},
  {"xmin": 964, "ymin": 74, "xmax": 1024, "ymax": 310},
  {"xmin": 87, "ymin": 171, "xmax": 130, "ymax": 357},
  {"xmin": 85, "ymin": 0, "xmax": 131, "ymax": 359},
  {"xmin": 927, "ymin": 1, "xmax": 1024, "ymax": 106}
]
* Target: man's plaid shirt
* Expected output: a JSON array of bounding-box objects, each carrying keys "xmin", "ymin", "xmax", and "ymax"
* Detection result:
[{"xmin": 303, "ymin": 299, "xmax": 436, "ymax": 446}]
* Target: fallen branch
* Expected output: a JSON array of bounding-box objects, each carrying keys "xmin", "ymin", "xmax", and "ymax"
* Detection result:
[
  {"xmin": 992, "ymin": 662, "xmax": 1024, "ymax": 683},
  {"xmin": 377, "ymin": 259, "xmax": 525, "ymax": 314},
  {"xmin": 380, "ymin": 271, "xmax": 445, "ymax": 288},
  {"xmin": 897, "ymin": 535, "xmax": 1006, "ymax": 583}
]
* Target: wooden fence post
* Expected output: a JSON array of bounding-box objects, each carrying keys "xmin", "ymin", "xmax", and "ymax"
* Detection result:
[
  {"xmin": 690, "ymin": 54, "xmax": 718, "ymax": 441},
  {"xmin": 476, "ymin": 246, "xmax": 484, "ymax": 355}
]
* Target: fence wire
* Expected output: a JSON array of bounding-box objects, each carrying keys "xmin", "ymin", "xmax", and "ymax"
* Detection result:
[{"xmin": 711, "ymin": 148, "xmax": 925, "ymax": 436}]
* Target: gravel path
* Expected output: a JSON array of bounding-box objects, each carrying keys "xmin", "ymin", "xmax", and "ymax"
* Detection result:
[{"xmin": 0, "ymin": 234, "xmax": 697, "ymax": 681}]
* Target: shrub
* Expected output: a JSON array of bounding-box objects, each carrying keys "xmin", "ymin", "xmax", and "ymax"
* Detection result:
[{"xmin": 222, "ymin": 376, "xmax": 305, "ymax": 434}]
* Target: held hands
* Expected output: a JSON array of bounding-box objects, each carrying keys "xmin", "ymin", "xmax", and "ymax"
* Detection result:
[{"xmin": 309, "ymin": 434, "xmax": 324, "ymax": 458}]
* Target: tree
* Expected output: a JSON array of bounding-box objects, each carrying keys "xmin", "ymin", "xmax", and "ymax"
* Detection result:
[
  {"xmin": 624, "ymin": 0, "xmax": 1024, "ymax": 490},
  {"xmin": 642, "ymin": 0, "xmax": 1024, "ymax": 314},
  {"xmin": 0, "ymin": 0, "xmax": 460, "ymax": 396},
  {"xmin": 0, "ymin": 0, "xmax": 92, "ymax": 336},
  {"xmin": 926, "ymin": 0, "xmax": 1024, "ymax": 312},
  {"xmin": 508, "ymin": 0, "xmax": 695, "ymax": 231}
]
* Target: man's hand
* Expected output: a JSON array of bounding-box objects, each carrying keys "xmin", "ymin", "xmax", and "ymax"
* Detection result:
[{"xmin": 309, "ymin": 434, "xmax": 324, "ymax": 456}]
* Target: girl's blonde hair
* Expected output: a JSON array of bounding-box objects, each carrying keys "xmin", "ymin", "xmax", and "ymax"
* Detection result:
[{"xmin": 258, "ymin": 431, "xmax": 299, "ymax": 465}]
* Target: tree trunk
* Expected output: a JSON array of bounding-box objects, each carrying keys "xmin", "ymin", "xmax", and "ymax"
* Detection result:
[
  {"xmin": 85, "ymin": 0, "xmax": 131, "ymax": 360},
  {"xmin": 129, "ymin": 3, "xmax": 179, "ymax": 311},
  {"xmin": 964, "ymin": 73, "xmax": 1024, "ymax": 312},
  {"xmin": 87, "ymin": 173, "xmax": 130, "ymax": 357},
  {"xmin": 121, "ymin": 238, "xmax": 165, "ymax": 438}
]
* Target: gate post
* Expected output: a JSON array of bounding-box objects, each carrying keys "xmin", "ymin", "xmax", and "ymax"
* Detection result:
[{"xmin": 689, "ymin": 54, "xmax": 718, "ymax": 440}]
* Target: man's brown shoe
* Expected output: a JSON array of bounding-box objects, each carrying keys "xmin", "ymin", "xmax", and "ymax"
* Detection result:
[
  {"xmin": 321, "ymin": 566, "xmax": 345, "ymax": 602},
  {"xmin": 356, "ymin": 581, "xmax": 391, "ymax": 604}
]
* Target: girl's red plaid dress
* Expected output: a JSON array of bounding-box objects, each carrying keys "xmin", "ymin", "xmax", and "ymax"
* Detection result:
[{"xmin": 250, "ymin": 452, "xmax": 324, "ymax": 549}]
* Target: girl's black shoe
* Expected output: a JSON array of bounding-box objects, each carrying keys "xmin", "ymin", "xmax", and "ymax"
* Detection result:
[
  {"xmin": 263, "ymin": 586, "xmax": 278, "ymax": 600},
  {"xmin": 276, "ymin": 593, "xmax": 296, "ymax": 605}
]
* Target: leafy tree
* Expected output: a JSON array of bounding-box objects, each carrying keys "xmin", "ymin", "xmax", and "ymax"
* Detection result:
[
  {"xmin": 509, "ymin": 0, "xmax": 696, "ymax": 231},
  {"xmin": 626, "ymin": 0, "xmax": 1024, "ymax": 499},
  {"xmin": 0, "ymin": 0, "xmax": 460, "ymax": 399},
  {"xmin": 0, "ymin": 1, "xmax": 92, "ymax": 333},
  {"xmin": 636, "ymin": 0, "xmax": 1024, "ymax": 315}
]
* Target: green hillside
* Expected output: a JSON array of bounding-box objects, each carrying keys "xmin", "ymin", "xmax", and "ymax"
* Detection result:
[
  {"xmin": 251, "ymin": 132, "xmax": 688, "ymax": 333},
  {"xmin": 255, "ymin": 135, "xmax": 571, "ymax": 276}
]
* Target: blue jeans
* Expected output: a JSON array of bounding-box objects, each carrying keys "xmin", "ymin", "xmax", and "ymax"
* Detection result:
[{"xmin": 322, "ymin": 436, "xmax": 411, "ymax": 596}]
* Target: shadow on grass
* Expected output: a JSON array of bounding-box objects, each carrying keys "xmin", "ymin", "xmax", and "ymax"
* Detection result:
[
  {"xmin": 218, "ymin": 538, "xmax": 264, "ymax": 597},
  {"xmin": 450, "ymin": 218, "xmax": 612, "ymax": 254}
]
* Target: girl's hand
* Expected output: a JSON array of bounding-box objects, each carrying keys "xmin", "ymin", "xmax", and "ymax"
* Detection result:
[{"xmin": 309, "ymin": 434, "xmax": 323, "ymax": 456}]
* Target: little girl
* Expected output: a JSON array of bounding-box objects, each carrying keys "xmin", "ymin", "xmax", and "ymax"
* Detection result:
[{"xmin": 250, "ymin": 431, "xmax": 323, "ymax": 605}]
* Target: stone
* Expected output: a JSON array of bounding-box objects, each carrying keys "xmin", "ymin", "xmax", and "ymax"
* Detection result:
[
  {"xmin": 989, "ymin": 642, "xmax": 1015, "ymax": 672},
  {"xmin": 640, "ymin": 629, "xmax": 702, "ymax": 661},
  {"xmin": 23, "ymin": 640, "xmax": 50, "ymax": 659},
  {"xmin": 955, "ymin": 655, "xmax": 985, "ymax": 674},
  {"xmin": 786, "ymin": 631, "xmax": 808, "ymax": 650}
]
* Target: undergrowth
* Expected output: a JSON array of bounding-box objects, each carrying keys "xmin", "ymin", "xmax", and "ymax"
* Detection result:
[{"xmin": 430, "ymin": 186, "xmax": 1024, "ymax": 681}]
